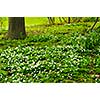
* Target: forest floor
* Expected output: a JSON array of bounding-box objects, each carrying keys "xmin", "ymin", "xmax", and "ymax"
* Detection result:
[{"xmin": 0, "ymin": 21, "xmax": 100, "ymax": 83}]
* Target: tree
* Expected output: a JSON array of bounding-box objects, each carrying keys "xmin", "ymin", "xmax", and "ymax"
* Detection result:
[
  {"xmin": 90, "ymin": 17, "xmax": 99, "ymax": 31},
  {"xmin": 48, "ymin": 17, "xmax": 67, "ymax": 25},
  {"xmin": 58, "ymin": 17, "xmax": 67, "ymax": 23},
  {"xmin": 8, "ymin": 17, "xmax": 26, "ymax": 39},
  {"xmin": 47, "ymin": 17, "xmax": 55, "ymax": 25},
  {"xmin": 68, "ymin": 17, "xmax": 70, "ymax": 24},
  {"xmin": 72, "ymin": 17, "xmax": 82, "ymax": 23}
]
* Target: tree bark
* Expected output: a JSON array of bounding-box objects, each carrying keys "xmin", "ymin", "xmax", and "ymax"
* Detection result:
[
  {"xmin": 68, "ymin": 17, "xmax": 70, "ymax": 24},
  {"xmin": 59, "ymin": 17, "xmax": 62, "ymax": 23},
  {"xmin": 62, "ymin": 17, "xmax": 67, "ymax": 23},
  {"xmin": 8, "ymin": 17, "xmax": 26, "ymax": 39},
  {"xmin": 90, "ymin": 17, "xmax": 99, "ymax": 31},
  {"xmin": 47, "ymin": 17, "xmax": 55, "ymax": 25}
]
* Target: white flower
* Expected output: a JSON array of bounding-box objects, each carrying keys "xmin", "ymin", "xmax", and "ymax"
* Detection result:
[{"xmin": 34, "ymin": 61, "xmax": 40, "ymax": 68}]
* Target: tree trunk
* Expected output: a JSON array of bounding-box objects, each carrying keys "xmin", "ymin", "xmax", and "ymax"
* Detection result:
[
  {"xmin": 8, "ymin": 17, "xmax": 26, "ymax": 39},
  {"xmin": 62, "ymin": 17, "xmax": 67, "ymax": 23},
  {"xmin": 47, "ymin": 17, "xmax": 55, "ymax": 25},
  {"xmin": 68, "ymin": 17, "xmax": 70, "ymax": 24},
  {"xmin": 59, "ymin": 17, "xmax": 62, "ymax": 23},
  {"xmin": 90, "ymin": 17, "xmax": 99, "ymax": 31}
]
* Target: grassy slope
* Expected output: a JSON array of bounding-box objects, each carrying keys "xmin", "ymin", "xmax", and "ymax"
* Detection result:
[{"xmin": 25, "ymin": 17, "xmax": 48, "ymax": 26}]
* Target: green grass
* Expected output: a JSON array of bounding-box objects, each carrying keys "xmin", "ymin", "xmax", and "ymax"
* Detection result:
[{"xmin": 25, "ymin": 17, "xmax": 48, "ymax": 26}]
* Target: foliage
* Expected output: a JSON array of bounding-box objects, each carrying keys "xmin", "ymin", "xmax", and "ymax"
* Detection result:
[
  {"xmin": 0, "ymin": 17, "xmax": 8, "ymax": 30},
  {"xmin": 82, "ymin": 17, "xmax": 97, "ymax": 22},
  {"xmin": 0, "ymin": 26, "xmax": 100, "ymax": 82}
]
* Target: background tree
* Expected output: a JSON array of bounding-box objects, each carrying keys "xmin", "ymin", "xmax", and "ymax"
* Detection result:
[
  {"xmin": 8, "ymin": 17, "xmax": 26, "ymax": 39},
  {"xmin": 47, "ymin": 17, "xmax": 55, "ymax": 25},
  {"xmin": 68, "ymin": 17, "xmax": 70, "ymax": 24},
  {"xmin": 90, "ymin": 17, "xmax": 99, "ymax": 31},
  {"xmin": 58, "ymin": 17, "xmax": 67, "ymax": 23}
]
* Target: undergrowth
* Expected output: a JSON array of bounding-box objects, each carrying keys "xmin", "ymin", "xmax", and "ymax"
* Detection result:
[{"xmin": 0, "ymin": 23, "xmax": 100, "ymax": 83}]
